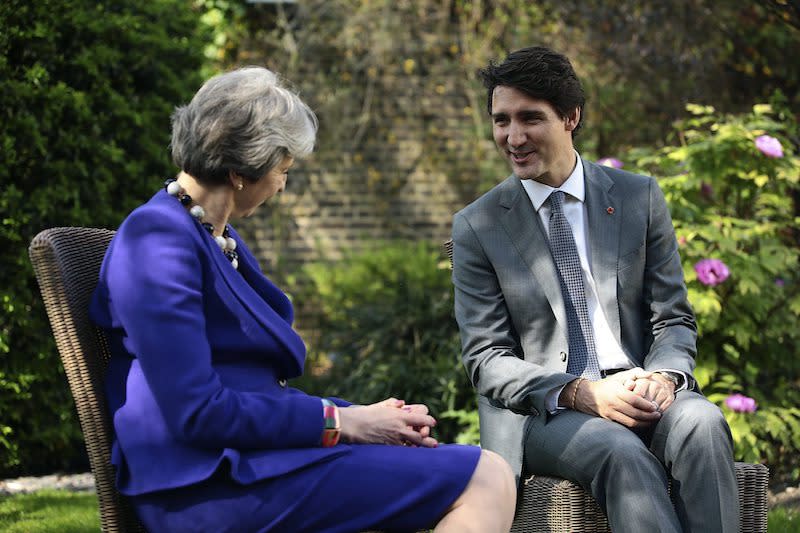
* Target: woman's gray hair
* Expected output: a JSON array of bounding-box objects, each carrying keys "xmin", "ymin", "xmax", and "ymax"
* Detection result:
[{"xmin": 170, "ymin": 67, "xmax": 318, "ymax": 185}]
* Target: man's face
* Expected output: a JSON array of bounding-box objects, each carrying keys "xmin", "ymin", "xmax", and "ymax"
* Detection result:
[{"xmin": 491, "ymin": 85, "xmax": 579, "ymax": 187}]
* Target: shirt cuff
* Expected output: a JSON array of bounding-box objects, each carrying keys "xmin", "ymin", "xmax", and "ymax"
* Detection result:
[{"xmin": 545, "ymin": 384, "xmax": 568, "ymax": 414}]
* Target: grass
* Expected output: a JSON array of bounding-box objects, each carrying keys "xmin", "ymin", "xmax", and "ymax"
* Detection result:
[
  {"xmin": 0, "ymin": 489, "xmax": 798, "ymax": 532},
  {"xmin": 770, "ymin": 506, "xmax": 800, "ymax": 532},
  {"xmin": 0, "ymin": 490, "xmax": 99, "ymax": 533}
]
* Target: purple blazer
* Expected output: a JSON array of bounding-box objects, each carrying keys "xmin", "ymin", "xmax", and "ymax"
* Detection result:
[{"xmin": 90, "ymin": 190, "xmax": 351, "ymax": 496}]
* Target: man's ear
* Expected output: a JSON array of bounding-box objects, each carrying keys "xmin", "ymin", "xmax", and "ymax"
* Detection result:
[{"xmin": 565, "ymin": 107, "xmax": 581, "ymax": 132}]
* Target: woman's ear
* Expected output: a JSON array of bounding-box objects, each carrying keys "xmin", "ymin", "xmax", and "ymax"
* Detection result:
[{"xmin": 228, "ymin": 171, "xmax": 244, "ymax": 191}]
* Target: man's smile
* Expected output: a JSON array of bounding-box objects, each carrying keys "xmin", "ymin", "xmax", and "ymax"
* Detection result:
[{"xmin": 508, "ymin": 149, "xmax": 535, "ymax": 164}]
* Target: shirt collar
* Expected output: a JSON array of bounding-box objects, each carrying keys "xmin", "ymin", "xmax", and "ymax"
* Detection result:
[{"xmin": 521, "ymin": 152, "xmax": 585, "ymax": 211}]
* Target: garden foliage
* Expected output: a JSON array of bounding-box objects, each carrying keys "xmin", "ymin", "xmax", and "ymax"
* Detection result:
[
  {"xmin": 0, "ymin": 0, "xmax": 206, "ymax": 476},
  {"xmin": 294, "ymin": 241, "xmax": 474, "ymax": 443},
  {"xmin": 628, "ymin": 102, "xmax": 800, "ymax": 476}
]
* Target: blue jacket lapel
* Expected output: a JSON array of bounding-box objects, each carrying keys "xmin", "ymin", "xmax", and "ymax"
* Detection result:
[{"xmin": 200, "ymin": 226, "xmax": 307, "ymax": 377}]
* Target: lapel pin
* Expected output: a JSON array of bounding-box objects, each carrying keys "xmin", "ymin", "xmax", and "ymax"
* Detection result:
[{"xmin": 606, "ymin": 206, "xmax": 615, "ymax": 215}]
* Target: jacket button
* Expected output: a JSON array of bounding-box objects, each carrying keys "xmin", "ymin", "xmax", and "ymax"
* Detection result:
[
  {"xmin": 560, "ymin": 351, "xmax": 567, "ymax": 362},
  {"xmin": 278, "ymin": 379, "xmax": 287, "ymax": 388}
]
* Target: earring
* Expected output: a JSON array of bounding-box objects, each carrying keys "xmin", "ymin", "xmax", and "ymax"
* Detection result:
[{"xmin": 236, "ymin": 182, "xmax": 244, "ymax": 191}]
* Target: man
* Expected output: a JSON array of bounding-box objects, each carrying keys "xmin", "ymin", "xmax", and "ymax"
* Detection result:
[{"xmin": 451, "ymin": 46, "xmax": 738, "ymax": 532}]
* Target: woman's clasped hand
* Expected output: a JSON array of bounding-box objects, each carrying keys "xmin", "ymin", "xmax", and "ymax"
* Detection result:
[{"xmin": 339, "ymin": 398, "xmax": 439, "ymax": 448}]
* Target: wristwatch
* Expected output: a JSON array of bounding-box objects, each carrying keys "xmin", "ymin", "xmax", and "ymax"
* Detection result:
[{"xmin": 656, "ymin": 371, "xmax": 683, "ymax": 389}]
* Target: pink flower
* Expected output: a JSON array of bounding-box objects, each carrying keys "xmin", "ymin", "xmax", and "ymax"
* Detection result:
[
  {"xmin": 598, "ymin": 157, "xmax": 623, "ymax": 169},
  {"xmin": 694, "ymin": 258, "xmax": 730, "ymax": 286},
  {"xmin": 775, "ymin": 278, "xmax": 785, "ymax": 287},
  {"xmin": 725, "ymin": 393, "xmax": 757, "ymax": 413},
  {"xmin": 755, "ymin": 135, "xmax": 783, "ymax": 158}
]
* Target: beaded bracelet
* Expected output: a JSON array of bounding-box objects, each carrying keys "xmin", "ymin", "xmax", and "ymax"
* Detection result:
[
  {"xmin": 320, "ymin": 399, "xmax": 341, "ymax": 447},
  {"xmin": 570, "ymin": 378, "xmax": 586, "ymax": 410}
]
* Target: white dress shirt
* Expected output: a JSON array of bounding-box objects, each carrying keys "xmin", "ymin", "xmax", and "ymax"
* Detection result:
[
  {"xmin": 521, "ymin": 155, "xmax": 631, "ymax": 371},
  {"xmin": 520, "ymin": 154, "xmax": 687, "ymax": 412}
]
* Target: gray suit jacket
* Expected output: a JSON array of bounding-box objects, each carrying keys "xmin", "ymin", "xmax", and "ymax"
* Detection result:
[{"xmin": 451, "ymin": 158, "xmax": 698, "ymax": 477}]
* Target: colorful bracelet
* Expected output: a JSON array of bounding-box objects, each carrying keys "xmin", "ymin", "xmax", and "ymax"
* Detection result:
[{"xmin": 320, "ymin": 399, "xmax": 341, "ymax": 447}]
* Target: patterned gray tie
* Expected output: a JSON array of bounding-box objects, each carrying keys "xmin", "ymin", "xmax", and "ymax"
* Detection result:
[{"xmin": 546, "ymin": 191, "xmax": 602, "ymax": 380}]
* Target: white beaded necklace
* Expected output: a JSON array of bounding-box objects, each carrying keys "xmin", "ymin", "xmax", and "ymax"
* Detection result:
[{"xmin": 164, "ymin": 178, "xmax": 239, "ymax": 270}]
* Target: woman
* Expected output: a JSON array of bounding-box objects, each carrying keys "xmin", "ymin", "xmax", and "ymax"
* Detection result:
[{"xmin": 89, "ymin": 67, "xmax": 516, "ymax": 533}]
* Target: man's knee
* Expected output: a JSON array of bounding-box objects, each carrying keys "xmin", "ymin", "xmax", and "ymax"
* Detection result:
[
  {"xmin": 661, "ymin": 392, "xmax": 732, "ymax": 446},
  {"xmin": 556, "ymin": 423, "xmax": 663, "ymax": 487}
]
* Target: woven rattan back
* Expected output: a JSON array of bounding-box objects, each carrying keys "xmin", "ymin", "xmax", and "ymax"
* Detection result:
[
  {"xmin": 444, "ymin": 238, "xmax": 454, "ymax": 269},
  {"xmin": 29, "ymin": 227, "xmax": 145, "ymax": 533}
]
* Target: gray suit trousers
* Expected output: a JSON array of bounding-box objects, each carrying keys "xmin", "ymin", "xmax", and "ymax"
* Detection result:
[{"xmin": 523, "ymin": 390, "xmax": 739, "ymax": 533}]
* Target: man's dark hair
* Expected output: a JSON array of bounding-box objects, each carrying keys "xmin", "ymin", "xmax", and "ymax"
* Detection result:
[{"xmin": 478, "ymin": 46, "xmax": 586, "ymax": 137}]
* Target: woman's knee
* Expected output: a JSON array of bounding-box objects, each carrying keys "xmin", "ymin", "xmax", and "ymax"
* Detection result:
[
  {"xmin": 472, "ymin": 450, "xmax": 516, "ymax": 500},
  {"xmin": 439, "ymin": 449, "xmax": 517, "ymax": 531}
]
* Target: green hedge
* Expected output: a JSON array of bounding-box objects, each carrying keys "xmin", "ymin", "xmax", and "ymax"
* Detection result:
[
  {"xmin": 293, "ymin": 241, "xmax": 474, "ymax": 444},
  {"xmin": 0, "ymin": 0, "xmax": 207, "ymax": 476}
]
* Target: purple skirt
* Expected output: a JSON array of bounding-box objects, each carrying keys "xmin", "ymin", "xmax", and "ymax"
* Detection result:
[{"xmin": 131, "ymin": 443, "xmax": 481, "ymax": 533}]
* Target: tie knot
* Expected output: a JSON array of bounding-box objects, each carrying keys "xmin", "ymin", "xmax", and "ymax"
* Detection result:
[{"xmin": 547, "ymin": 190, "xmax": 565, "ymax": 213}]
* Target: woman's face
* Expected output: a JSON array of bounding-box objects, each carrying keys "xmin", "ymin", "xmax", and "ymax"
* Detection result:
[{"xmin": 234, "ymin": 156, "xmax": 294, "ymax": 217}]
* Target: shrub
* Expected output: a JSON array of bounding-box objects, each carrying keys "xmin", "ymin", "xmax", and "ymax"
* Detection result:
[
  {"xmin": 0, "ymin": 0, "xmax": 207, "ymax": 476},
  {"xmin": 627, "ymin": 101, "xmax": 800, "ymax": 477},
  {"xmin": 293, "ymin": 241, "xmax": 475, "ymax": 443}
]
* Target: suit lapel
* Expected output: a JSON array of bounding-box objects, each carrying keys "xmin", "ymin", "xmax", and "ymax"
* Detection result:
[
  {"xmin": 497, "ymin": 176, "xmax": 568, "ymax": 337},
  {"xmin": 201, "ymin": 230, "xmax": 307, "ymax": 375},
  {"xmin": 583, "ymin": 161, "xmax": 623, "ymax": 344}
]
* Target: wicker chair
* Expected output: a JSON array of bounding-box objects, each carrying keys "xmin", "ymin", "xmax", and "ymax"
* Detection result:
[
  {"xmin": 29, "ymin": 227, "xmax": 145, "ymax": 533},
  {"xmin": 443, "ymin": 239, "xmax": 769, "ymax": 532},
  {"xmin": 28, "ymin": 227, "xmax": 768, "ymax": 533}
]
